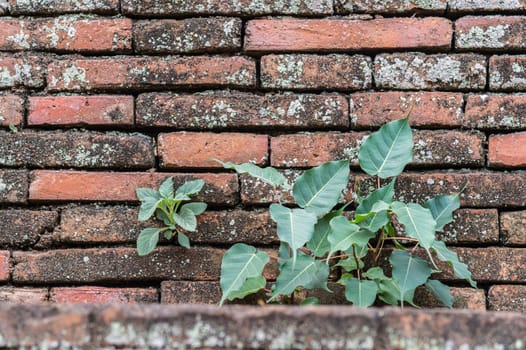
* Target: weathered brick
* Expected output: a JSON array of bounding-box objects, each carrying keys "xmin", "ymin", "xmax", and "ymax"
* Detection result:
[
  {"xmin": 489, "ymin": 132, "xmax": 526, "ymax": 168},
  {"xmin": 488, "ymin": 285, "xmax": 526, "ymax": 312},
  {"xmin": 490, "ymin": 55, "xmax": 526, "ymax": 91},
  {"xmin": 0, "ymin": 251, "xmax": 8, "ymax": 281},
  {"xmin": 439, "ymin": 209, "xmax": 499, "ymax": 245},
  {"xmin": 9, "ymin": 0, "xmax": 119, "ymax": 14},
  {"xmin": 335, "ymin": 0, "xmax": 446, "ymax": 14},
  {"xmin": 47, "ymin": 56, "xmax": 256, "ymax": 92},
  {"xmin": 0, "ymin": 210, "xmax": 57, "ymax": 248},
  {"xmin": 501, "ymin": 211, "xmax": 526, "ymax": 246},
  {"xmin": 0, "ymin": 55, "xmax": 46, "ymax": 88},
  {"xmin": 464, "ymin": 94, "xmax": 526, "ymax": 130},
  {"xmin": 261, "ymin": 54, "xmax": 372, "ymax": 91},
  {"xmin": 0, "ymin": 17, "xmax": 131, "ymax": 53},
  {"xmin": 158, "ymin": 132, "xmax": 268, "ymax": 169},
  {"xmin": 449, "ymin": 0, "xmax": 526, "ymax": 13},
  {"xmin": 0, "ymin": 287, "xmax": 48, "ymax": 303},
  {"xmin": 12, "ymin": 247, "xmax": 225, "ymax": 283},
  {"xmin": 350, "ymin": 92, "xmax": 464, "ymax": 129},
  {"xmin": 50, "ymin": 287, "xmax": 158, "ymax": 303},
  {"xmin": 0, "ymin": 95, "xmax": 24, "ymax": 127},
  {"xmin": 270, "ymin": 130, "xmax": 484, "ymax": 168},
  {"xmin": 28, "ymin": 95, "xmax": 134, "ymax": 127},
  {"xmin": 134, "ymin": 18, "xmax": 241, "ymax": 54},
  {"xmin": 121, "ymin": 0, "xmax": 333, "ymax": 16},
  {"xmin": 414, "ymin": 287, "xmax": 486, "ymax": 310},
  {"xmin": 246, "ymin": 18, "xmax": 451, "ymax": 52},
  {"xmin": 29, "ymin": 171, "xmax": 238, "ymax": 205},
  {"xmin": 137, "ymin": 92, "xmax": 348, "ymax": 131},
  {"xmin": 456, "ymin": 16, "xmax": 526, "ymax": 52},
  {"xmin": 374, "ymin": 53, "xmax": 486, "ymax": 90},
  {"xmin": 0, "ymin": 131, "xmax": 155, "ymax": 169},
  {"xmin": 0, "ymin": 170, "xmax": 27, "ymax": 203}
]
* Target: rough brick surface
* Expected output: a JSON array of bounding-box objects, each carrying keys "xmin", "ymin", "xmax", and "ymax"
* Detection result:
[
  {"xmin": 0, "ymin": 210, "xmax": 57, "ymax": 248},
  {"xmin": 0, "ymin": 251, "xmax": 8, "ymax": 281},
  {"xmin": 456, "ymin": 16, "xmax": 526, "ymax": 52},
  {"xmin": 350, "ymin": 92, "xmax": 464, "ymax": 129},
  {"xmin": 134, "ymin": 18, "xmax": 241, "ymax": 54},
  {"xmin": 50, "ymin": 287, "xmax": 158, "ymax": 303},
  {"xmin": 28, "ymin": 95, "xmax": 134, "ymax": 127},
  {"xmin": 29, "ymin": 171, "xmax": 238, "ymax": 205},
  {"xmin": 0, "ymin": 55, "xmax": 46, "ymax": 88},
  {"xmin": 261, "ymin": 54, "xmax": 372, "ymax": 91},
  {"xmin": 374, "ymin": 53, "xmax": 487, "ymax": 90},
  {"xmin": 9, "ymin": 0, "xmax": 119, "ymax": 14},
  {"xmin": 158, "ymin": 132, "xmax": 268, "ymax": 169},
  {"xmin": 0, "ymin": 170, "xmax": 27, "ymax": 203},
  {"xmin": 489, "ymin": 132, "xmax": 526, "ymax": 168},
  {"xmin": 335, "ymin": 0, "xmax": 447, "ymax": 14},
  {"xmin": 490, "ymin": 55, "xmax": 526, "ymax": 91},
  {"xmin": 121, "ymin": 0, "xmax": 333, "ymax": 16},
  {"xmin": 464, "ymin": 94, "xmax": 526, "ymax": 130},
  {"xmin": 0, "ymin": 17, "xmax": 131, "ymax": 53},
  {"xmin": 0, "ymin": 131, "xmax": 155, "ymax": 169},
  {"xmin": 500, "ymin": 211, "xmax": 526, "ymax": 246},
  {"xmin": 47, "ymin": 56, "xmax": 256, "ymax": 91},
  {"xmin": 137, "ymin": 92, "xmax": 348, "ymax": 130},
  {"xmin": 245, "ymin": 18, "xmax": 451, "ymax": 52},
  {"xmin": 0, "ymin": 287, "xmax": 48, "ymax": 303},
  {"xmin": 488, "ymin": 285, "xmax": 526, "ymax": 312},
  {"xmin": 0, "ymin": 95, "xmax": 24, "ymax": 127}
]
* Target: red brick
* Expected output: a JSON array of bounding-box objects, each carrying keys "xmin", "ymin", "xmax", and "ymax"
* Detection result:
[
  {"xmin": 500, "ymin": 211, "xmax": 526, "ymax": 246},
  {"xmin": 490, "ymin": 55, "xmax": 526, "ymax": 91},
  {"xmin": 158, "ymin": 132, "xmax": 268, "ymax": 169},
  {"xmin": 489, "ymin": 132, "xmax": 526, "ymax": 168},
  {"xmin": 0, "ymin": 170, "xmax": 27, "ymax": 204},
  {"xmin": 12, "ymin": 247, "xmax": 225, "ymax": 283},
  {"xmin": 137, "ymin": 92, "xmax": 348, "ymax": 130},
  {"xmin": 47, "ymin": 56, "xmax": 256, "ymax": 91},
  {"xmin": 134, "ymin": 18, "xmax": 241, "ymax": 54},
  {"xmin": 414, "ymin": 287, "xmax": 486, "ymax": 310},
  {"xmin": 440, "ymin": 209, "xmax": 499, "ymax": 245},
  {"xmin": 9, "ymin": 0, "xmax": 119, "ymax": 14},
  {"xmin": 374, "ymin": 53, "xmax": 486, "ymax": 90},
  {"xmin": 0, "ymin": 17, "xmax": 131, "ymax": 53},
  {"xmin": 350, "ymin": 92, "xmax": 464, "ymax": 129},
  {"xmin": 28, "ymin": 95, "xmax": 134, "ymax": 127},
  {"xmin": 29, "ymin": 171, "xmax": 238, "ymax": 205},
  {"xmin": 246, "ymin": 18, "xmax": 451, "ymax": 52},
  {"xmin": 0, "ymin": 55, "xmax": 46, "ymax": 88},
  {"xmin": 0, "ymin": 251, "xmax": 8, "ymax": 281},
  {"xmin": 121, "ymin": 0, "xmax": 333, "ymax": 16},
  {"xmin": 271, "ymin": 130, "xmax": 484, "ymax": 168},
  {"xmin": 335, "ymin": 0, "xmax": 446, "ymax": 14},
  {"xmin": 0, "ymin": 95, "xmax": 24, "ymax": 127},
  {"xmin": 50, "ymin": 287, "xmax": 157, "ymax": 303},
  {"xmin": 0, "ymin": 287, "xmax": 48, "ymax": 303},
  {"xmin": 0, "ymin": 210, "xmax": 57, "ymax": 248},
  {"xmin": 456, "ymin": 16, "xmax": 526, "ymax": 51},
  {"xmin": 0, "ymin": 131, "xmax": 155, "ymax": 169},
  {"xmin": 488, "ymin": 285, "xmax": 526, "ymax": 312},
  {"xmin": 449, "ymin": 0, "xmax": 526, "ymax": 13},
  {"xmin": 464, "ymin": 94, "xmax": 526, "ymax": 130}
]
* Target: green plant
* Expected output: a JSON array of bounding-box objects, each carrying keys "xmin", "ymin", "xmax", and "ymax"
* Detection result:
[
  {"xmin": 135, "ymin": 177, "xmax": 207, "ymax": 256},
  {"xmin": 216, "ymin": 118, "xmax": 476, "ymax": 307}
]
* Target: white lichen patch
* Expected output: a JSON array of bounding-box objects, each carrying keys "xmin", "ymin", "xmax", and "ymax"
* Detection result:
[{"xmin": 457, "ymin": 24, "xmax": 510, "ymax": 49}]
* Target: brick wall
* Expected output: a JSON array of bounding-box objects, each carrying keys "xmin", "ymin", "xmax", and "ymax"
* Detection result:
[{"xmin": 0, "ymin": 0, "xmax": 524, "ymax": 312}]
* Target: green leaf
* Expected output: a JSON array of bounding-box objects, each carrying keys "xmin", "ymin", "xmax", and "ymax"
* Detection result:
[
  {"xmin": 226, "ymin": 276, "xmax": 266, "ymax": 301},
  {"xmin": 137, "ymin": 228, "xmax": 161, "ymax": 256},
  {"xmin": 341, "ymin": 276, "xmax": 378, "ymax": 307},
  {"xmin": 213, "ymin": 159, "xmax": 287, "ymax": 188},
  {"xmin": 159, "ymin": 177, "xmax": 174, "ymax": 199},
  {"xmin": 176, "ymin": 179, "xmax": 205, "ymax": 197},
  {"xmin": 425, "ymin": 279, "xmax": 453, "ymax": 308},
  {"xmin": 138, "ymin": 198, "xmax": 161, "ymax": 221},
  {"xmin": 358, "ymin": 117, "xmax": 413, "ymax": 178},
  {"xmin": 328, "ymin": 216, "xmax": 375, "ymax": 260},
  {"xmin": 390, "ymin": 250, "xmax": 432, "ymax": 306},
  {"xmin": 391, "ymin": 202, "xmax": 436, "ymax": 249},
  {"xmin": 269, "ymin": 254, "xmax": 329, "ymax": 302},
  {"xmin": 173, "ymin": 207, "xmax": 197, "ymax": 232},
  {"xmin": 424, "ymin": 194, "xmax": 460, "ymax": 231},
  {"xmin": 269, "ymin": 204, "xmax": 317, "ymax": 266},
  {"xmin": 293, "ymin": 160, "xmax": 350, "ymax": 217},
  {"xmin": 220, "ymin": 243, "xmax": 269, "ymax": 305},
  {"xmin": 432, "ymin": 240, "xmax": 476, "ymax": 287},
  {"xmin": 300, "ymin": 297, "xmax": 320, "ymax": 305},
  {"xmin": 177, "ymin": 232, "xmax": 190, "ymax": 248},
  {"xmin": 363, "ymin": 267, "xmax": 389, "ymax": 281},
  {"xmin": 181, "ymin": 202, "xmax": 207, "ymax": 215},
  {"xmin": 307, "ymin": 210, "xmax": 340, "ymax": 258}
]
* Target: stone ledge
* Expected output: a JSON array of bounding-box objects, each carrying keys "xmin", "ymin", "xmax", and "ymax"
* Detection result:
[{"xmin": 0, "ymin": 304, "xmax": 525, "ymax": 349}]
